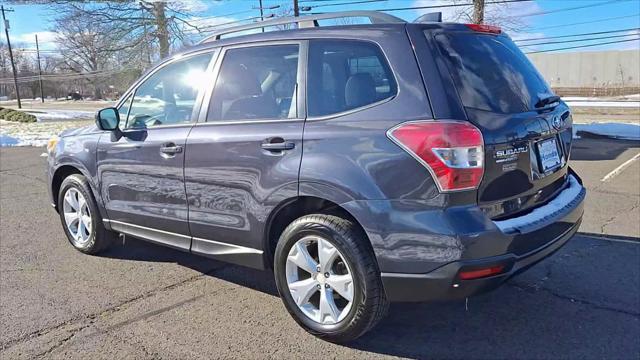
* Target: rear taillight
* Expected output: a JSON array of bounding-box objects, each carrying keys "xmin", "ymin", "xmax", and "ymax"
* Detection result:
[
  {"xmin": 465, "ymin": 23, "xmax": 501, "ymax": 34},
  {"xmin": 387, "ymin": 121, "xmax": 484, "ymax": 192}
]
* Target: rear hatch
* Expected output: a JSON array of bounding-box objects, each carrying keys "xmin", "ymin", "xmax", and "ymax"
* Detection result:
[{"xmin": 430, "ymin": 26, "xmax": 573, "ymax": 219}]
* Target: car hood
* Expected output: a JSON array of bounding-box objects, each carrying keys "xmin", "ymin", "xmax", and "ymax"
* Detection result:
[{"xmin": 60, "ymin": 124, "xmax": 101, "ymax": 137}]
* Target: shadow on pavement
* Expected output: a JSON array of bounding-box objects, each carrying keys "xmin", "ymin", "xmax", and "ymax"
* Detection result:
[
  {"xmin": 101, "ymin": 238, "xmax": 280, "ymax": 297},
  {"xmin": 101, "ymin": 235, "xmax": 639, "ymax": 359},
  {"xmin": 571, "ymin": 136, "xmax": 640, "ymax": 161}
]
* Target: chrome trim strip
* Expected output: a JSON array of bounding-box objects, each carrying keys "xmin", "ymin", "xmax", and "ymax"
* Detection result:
[
  {"xmin": 108, "ymin": 219, "xmax": 191, "ymax": 239},
  {"xmin": 194, "ymin": 118, "xmax": 304, "ymax": 126},
  {"xmin": 306, "ymin": 96, "xmax": 395, "ymax": 121}
]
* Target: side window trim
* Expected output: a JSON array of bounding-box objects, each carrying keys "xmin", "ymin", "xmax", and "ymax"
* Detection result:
[
  {"xmin": 117, "ymin": 49, "xmax": 218, "ymax": 130},
  {"xmin": 116, "ymin": 93, "xmax": 133, "ymax": 128},
  {"xmin": 196, "ymin": 40, "xmax": 308, "ymax": 124},
  {"xmin": 305, "ymin": 39, "xmax": 398, "ymax": 121}
]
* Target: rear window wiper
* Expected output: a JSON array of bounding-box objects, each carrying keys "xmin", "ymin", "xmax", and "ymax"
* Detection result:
[{"xmin": 535, "ymin": 95, "xmax": 561, "ymax": 108}]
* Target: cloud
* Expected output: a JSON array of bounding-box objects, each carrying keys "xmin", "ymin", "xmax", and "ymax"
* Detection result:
[
  {"xmin": 15, "ymin": 31, "xmax": 58, "ymax": 45},
  {"xmin": 169, "ymin": 0, "xmax": 216, "ymax": 13}
]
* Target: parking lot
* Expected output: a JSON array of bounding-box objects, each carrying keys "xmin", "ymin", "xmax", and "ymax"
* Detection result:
[{"xmin": 0, "ymin": 136, "xmax": 638, "ymax": 359}]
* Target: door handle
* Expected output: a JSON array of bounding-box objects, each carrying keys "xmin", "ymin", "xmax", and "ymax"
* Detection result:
[
  {"xmin": 261, "ymin": 138, "xmax": 295, "ymax": 151},
  {"xmin": 160, "ymin": 144, "xmax": 183, "ymax": 156}
]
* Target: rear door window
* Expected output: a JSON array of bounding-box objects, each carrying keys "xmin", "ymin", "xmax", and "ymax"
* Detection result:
[
  {"xmin": 307, "ymin": 40, "xmax": 397, "ymax": 117},
  {"xmin": 434, "ymin": 32, "xmax": 552, "ymax": 114}
]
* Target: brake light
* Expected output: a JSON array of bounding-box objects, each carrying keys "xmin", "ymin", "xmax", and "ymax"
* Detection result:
[
  {"xmin": 458, "ymin": 265, "xmax": 505, "ymax": 280},
  {"xmin": 465, "ymin": 23, "xmax": 501, "ymax": 34},
  {"xmin": 387, "ymin": 121, "xmax": 484, "ymax": 192}
]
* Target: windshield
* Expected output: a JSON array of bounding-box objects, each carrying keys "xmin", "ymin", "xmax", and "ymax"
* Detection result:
[{"xmin": 434, "ymin": 32, "xmax": 553, "ymax": 114}]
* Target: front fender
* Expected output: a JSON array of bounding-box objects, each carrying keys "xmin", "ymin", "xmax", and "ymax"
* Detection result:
[{"xmin": 49, "ymin": 133, "xmax": 107, "ymax": 223}]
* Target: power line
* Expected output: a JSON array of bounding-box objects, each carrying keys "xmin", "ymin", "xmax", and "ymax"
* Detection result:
[
  {"xmin": 302, "ymin": 0, "xmax": 386, "ymax": 9},
  {"xmin": 525, "ymin": 37, "xmax": 640, "ymax": 54},
  {"xmin": 522, "ymin": 33, "xmax": 640, "ymax": 47},
  {"xmin": 299, "ymin": 0, "xmax": 352, "ymax": 2},
  {"xmin": 189, "ymin": 8, "xmax": 257, "ymax": 23},
  {"xmin": 366, "ymin": 0, "xmax": 531, "ymax": 12},
  {"xmin": 518, "ymin": 0, "xmax": 633, "ymax": 18},
  {"xmin": 190, "ymin": 16, "xmax": 266, "ymax": 33},
  {"xmin": 530, "ymin": 13, "xmax": 640, "ymax": 30},
  {"xmin": 0, "ymin": 69, "xmax": 133, "ymax": 84},
  {"xmin": 516, "ymin": 27, "xmax": 640, "ymax": 42}
]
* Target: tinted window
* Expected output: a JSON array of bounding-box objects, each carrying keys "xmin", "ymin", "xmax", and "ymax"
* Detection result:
[
  {"xmin": 125, "ymin": 53, "xmax": 212, "ymax": 129},
  {"xmin": 207, "ymin": 45, "xmax": 299, "ymax": 121},
  {"xmin": 435, "ymin": 33, "xmax": 552, "ymax": 114},
  {"xmin": 307, "ymin": 40, "xmax": 396, "ymax": 117}
]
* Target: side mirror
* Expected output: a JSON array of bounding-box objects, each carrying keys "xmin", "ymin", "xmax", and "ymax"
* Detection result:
[{"xmin": 96, "ymin": 107, "xmax": 120, "ymax": 131}]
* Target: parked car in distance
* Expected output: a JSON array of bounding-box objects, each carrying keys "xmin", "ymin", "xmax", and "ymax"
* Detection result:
[
  {"xmin": 46, "ymin": 11, "xmax": 586, "ymax": 342},
  {"xmin": 66, "ymin": 91, "xmax": 84, "ymax": 101}
]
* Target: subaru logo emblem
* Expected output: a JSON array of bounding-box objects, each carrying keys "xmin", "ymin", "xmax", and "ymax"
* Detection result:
[{"xmin": 552, "ymin": 115, "xmax": 563, "ymax": 130}]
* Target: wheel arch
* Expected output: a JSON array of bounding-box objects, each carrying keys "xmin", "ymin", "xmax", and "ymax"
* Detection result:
[
  {"xmin": 263, "ymin": 195, "xmax": 374, "ymax": 269},
  {"xmin": 51, "ymin": 165, "xmax": 84, "ymax": 210},
  {"xmin": 51, "ymin": 163, "xmax": 108, "ymax": 225}
]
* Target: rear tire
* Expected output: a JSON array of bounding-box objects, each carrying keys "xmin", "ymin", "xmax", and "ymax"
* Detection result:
[
  {"xmin": 274, "ymin": 214, "xmax": 388, "ymax": 343},
  {"xmin": 58, "ymin": 174, "xmax": 113, "ymax": 254}
]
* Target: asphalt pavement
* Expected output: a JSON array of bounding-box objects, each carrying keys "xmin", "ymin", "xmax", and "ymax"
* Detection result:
[{"xmin": 0, "ymin": 136, "xmax": 638, "ymax": 359}]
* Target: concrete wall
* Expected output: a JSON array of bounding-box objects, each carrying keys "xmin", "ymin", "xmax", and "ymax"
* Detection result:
[{"xmin": 527, "ymin": 50, "xmax": 640, "ymax": 88}]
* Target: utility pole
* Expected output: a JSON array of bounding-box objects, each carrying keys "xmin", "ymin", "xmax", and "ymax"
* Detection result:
[
  {"xmin": 35, "ymin": 34, "xmax": 44, "ymax": 103},
  {"xmin": 1, "ymin": 5, "xmax": 21, "ymax": 109},
  {"xmin": 472, "ymin": 0, "xmax": 485, "ymax": 24},
  {"xmin": 258, "ymin": 0, "xmax": 264, "ymax": 32},
  {"xmin": 293, "ymin": 0, "xmax": 299, "ymax": 17}
]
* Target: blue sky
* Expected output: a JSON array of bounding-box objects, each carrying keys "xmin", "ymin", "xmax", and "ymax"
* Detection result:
[{"xmin": 5, "ymin": 0, "xmax": 640, "ymax": 53}]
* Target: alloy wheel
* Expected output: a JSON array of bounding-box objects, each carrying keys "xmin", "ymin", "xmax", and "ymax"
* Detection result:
[
  {"xmin": 285, "ymin": 235, "xmax": 354, "ymax": 325},
  {"xmin": 62, "ymin": 188, "xmax": 92, "ymax": 247}
]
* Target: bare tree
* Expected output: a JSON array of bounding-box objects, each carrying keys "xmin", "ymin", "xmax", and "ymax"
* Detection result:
[
  {"xmin": 472, "ymin": 0, "xmax": 485, "ymax": 24},
  {"xmin": 416, "ymin": 0, "xmax": 529, "ymax": 33},
  {"xmin": 47, "ymin": 1, "xmax": 209, "ymax": 60}
]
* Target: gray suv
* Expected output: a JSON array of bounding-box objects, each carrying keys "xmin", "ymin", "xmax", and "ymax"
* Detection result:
[{"xmin": 46, "ymin": 11, "xmax": 586, "ymax": 342}]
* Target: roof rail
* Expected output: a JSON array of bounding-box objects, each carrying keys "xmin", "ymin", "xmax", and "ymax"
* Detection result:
[{"xmin": 198, "ymin": 11, "xmax": 405, "ymax": 44}]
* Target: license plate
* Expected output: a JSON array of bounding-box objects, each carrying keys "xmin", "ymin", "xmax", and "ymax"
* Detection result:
[{"xmin": 537, "ymin": 138, "xmax": 561, "ymax": 172}]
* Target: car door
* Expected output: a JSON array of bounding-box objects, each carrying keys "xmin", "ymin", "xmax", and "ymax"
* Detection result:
[
  {"xmin": 97, "ymin": 51, "xmax": 216, "ymax": 250},
  {"xmin": 184, "ymin": 41, "xmax": 306, "ymax": 267}
]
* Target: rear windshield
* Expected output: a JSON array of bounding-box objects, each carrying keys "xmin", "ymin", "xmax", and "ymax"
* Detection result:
[{"xmin": 434, "ymin": 32, "xmax": 552, "ymax": 114}]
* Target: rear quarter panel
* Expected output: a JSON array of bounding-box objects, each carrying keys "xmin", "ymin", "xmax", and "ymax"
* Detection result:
[{"xmin": 299, "ymin": 27, "xmax": 436, "ymax": 202}]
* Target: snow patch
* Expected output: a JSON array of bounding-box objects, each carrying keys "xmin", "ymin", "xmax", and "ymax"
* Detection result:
[
  {"xmin": 0, "ymin": 134, "xmax": 19, "ymax": 147},
  {"xmin": 0, "ymin": 119, "xmax": 93, "ymax": 147},
  {"xmin": 564, "ymin": 100, "xmax": 640, "ymax": 108},
  {"xmin": 573, "ymin": 122, "xmax": 640, "ymax": 140},
  {"xmin": 21, "ymin": 109, "xmax": 95, "ymax": 122},
  {"xmin": 494, "ymin": 175, "xmax": 584, "ymax": 234}
]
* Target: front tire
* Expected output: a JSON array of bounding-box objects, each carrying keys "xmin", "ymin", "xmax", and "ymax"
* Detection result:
[
  {"xmin": 274, "ymin": 214, "xmax": 388, "ymax": 343},
  {"xmin": 58, "ymin": 174, "xmax": 113, "ymax": 254}
]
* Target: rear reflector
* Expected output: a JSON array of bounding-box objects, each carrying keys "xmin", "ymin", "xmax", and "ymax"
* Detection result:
[
  {"xmin": 465, "ymin": 23, "xmax": 501, "ymax": 34},
  {"xmin": 387, "ymin": 121, "xmax": 484, "ymax": 192},
  {"xmin": 458, "ymin": 265, "xmax": 505, "ymax": 280}
]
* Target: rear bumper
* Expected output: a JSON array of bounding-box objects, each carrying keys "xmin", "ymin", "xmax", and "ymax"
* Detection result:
[
  {"xmin": 381, "ymin": 217, "xmax": 581, "ymax": 302},
  {"xmin": 342, "ymin": 169, "xmax": 586, "ymax": 302}
]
